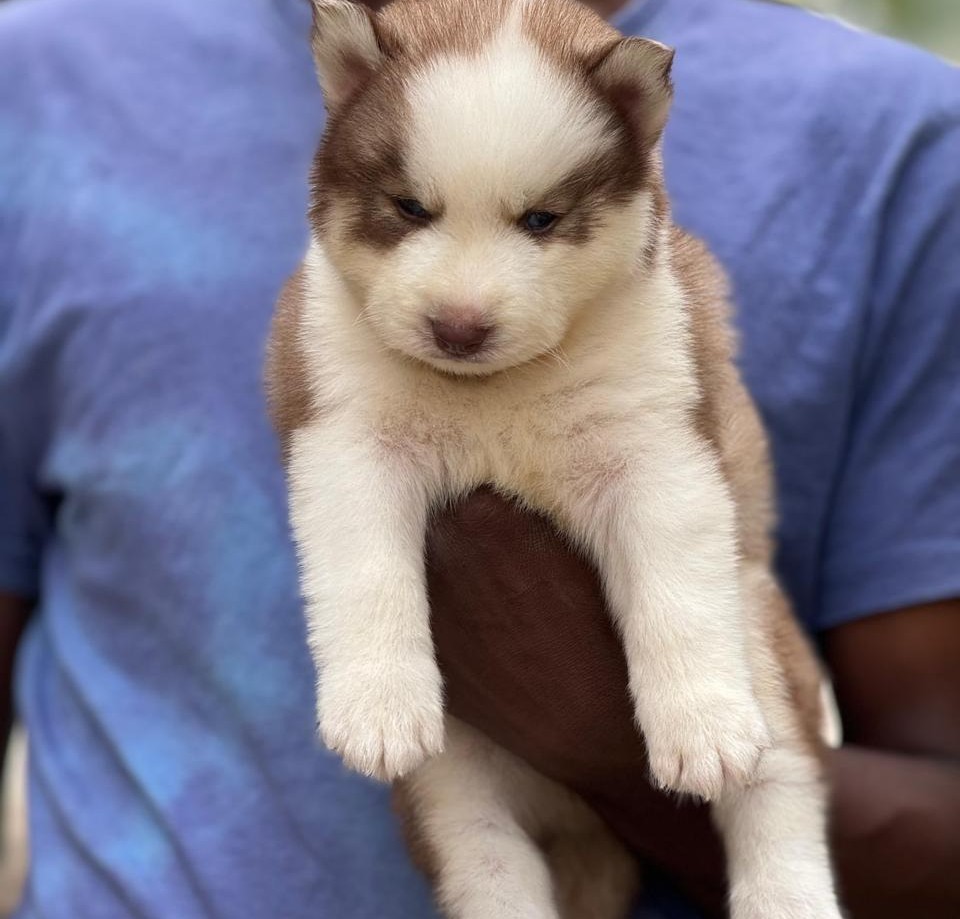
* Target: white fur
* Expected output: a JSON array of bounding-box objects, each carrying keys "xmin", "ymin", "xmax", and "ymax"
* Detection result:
[
  {"xmin": 406, "ymin": 18, "xmax": 616, "ymax": 214},
  {"xmin": 407, "ymin": 719, "xmax": 568, "ymax": 919},
  {"xmin": 310, "ymin": 1, "xmax": 383, "ymax": 108},
  {"xmin": 820, "ymin": 678, "xmax": 844, "ymax": 749},
  {"xmin": 575, "ymin": 424, "xmax": 772, "ymax": 800},
  {"xmin": 714, "ymin": 748, "xmax": 843, "ymax": 919},
  {"xmin": 404, "ymin": 718, "xmax": 637, "ymax": 919},
  {"xmin": 0, "ymin": 726, "xmax": 27, "ymax": 915},
  {"xmin": 285, "ymin": 7, "xmax": 842, "ymax": 917},
  {"xmin": 297, "ymin": 232, "xmax": 768, "ymax": 794},
  {"xmin": 322, "ymin": 17, "xmax": 653, "ymax": 378},
  {"xmin": 289, "ymin": 418, "xmax": 444, "ymax": 779}
]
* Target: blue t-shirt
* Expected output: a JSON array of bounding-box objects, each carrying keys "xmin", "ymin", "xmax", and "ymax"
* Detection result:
[{"xmin": 1, "ymin": 0, "xmax": 958, "ymax": 916}]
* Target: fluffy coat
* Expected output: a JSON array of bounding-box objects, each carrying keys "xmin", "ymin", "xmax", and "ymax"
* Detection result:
[{"xmin": 267, "ymin": 1, "xmax": 844, "ymax": 916}]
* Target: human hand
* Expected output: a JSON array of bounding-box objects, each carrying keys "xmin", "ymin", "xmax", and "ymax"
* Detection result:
[{"xmin": 425, "ymin": 488, "xmax": 727, "ymax": 915}]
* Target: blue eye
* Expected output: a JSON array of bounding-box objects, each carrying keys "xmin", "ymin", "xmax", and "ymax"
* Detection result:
[
  {"xmin": 522, "ymin": 210, "xmax": 559, "ymax": 234},
  {"xmin": 394, "ymin": 197, "xmax": 432, "ymax": 222}
]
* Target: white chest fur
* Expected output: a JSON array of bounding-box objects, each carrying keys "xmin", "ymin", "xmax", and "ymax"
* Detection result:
[{"xmin": 296, "ymin": 242, "xmax": 700, "ymax": 526}]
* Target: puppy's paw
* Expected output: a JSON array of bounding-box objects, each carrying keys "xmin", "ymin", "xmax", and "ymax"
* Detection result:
[
  {"xmin": 318, "ymin": 659, "xmax": 445, "ymax": 782},
  {"xmin": 642, "ymin": 692, "xmax": 771, "ymax": 801},
  {"xmin": 733, "ymin": 905, "xmax": 844, "ymax": 919},
  {"xmin": 730, "ymin": 887, "xmax": 844, "ymax": 919}
]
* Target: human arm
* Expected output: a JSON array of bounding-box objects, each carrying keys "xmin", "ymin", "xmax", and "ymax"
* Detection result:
[
  {"xmin": 427, "ymin": 495, "xmax": 960, "ymax": 918},
  {"xmin": 0, "ymin": 594, "xmax": 30, "ymax": 778}
]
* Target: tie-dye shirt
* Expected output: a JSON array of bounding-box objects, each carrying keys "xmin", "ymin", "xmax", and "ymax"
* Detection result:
[{"xmin": 1, "ymin": 0, "xmax": 958, "ymax": 916}]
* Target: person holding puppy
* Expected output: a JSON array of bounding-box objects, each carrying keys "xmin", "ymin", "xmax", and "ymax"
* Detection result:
[{"xmin": 1, "ymin": 0, "xmax": 958, "ymax": 917}]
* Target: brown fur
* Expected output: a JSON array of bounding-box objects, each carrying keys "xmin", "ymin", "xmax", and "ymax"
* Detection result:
[
  {"xmin": 522, "ymin": 0, "xmax": 619, "ymax": 68},
  {"xmin": 765, "ymin": 579, "xmax": 829, "ymax": 758},
  {"xmin": 265, "ymin": 267, "xmax": 316, "ymax": 456},
  {"xmin": 379, "ymin": 0, "xmax": 515, "ymax": 59},
  {"xmin": 392, "ymin": 780, "xmax": 443, "ymax": 886},
  {"xmin": 543, "ymin": 828, "xmax": 640, "ymax": 919},
  {"xmin": 309, "ymin": 77, "xmax": 414, "ymax": 248},
  {"xmin": 672, "ymin": 226, "xmax": 826, "ymax": 759},
  {"xmin": 309, "ymin": 0, "xmax": 515, "ymax": 248},
  {"xmin": 539, "ymin": 146, "xmax": 651, "ymax": 245},
  {"xmin": 310, "ymin": 0, "xmax": 666, "ymax": 250},
  {"xmin": 523, "ymin": 0, "xmax": 673, "ymax": 153}
]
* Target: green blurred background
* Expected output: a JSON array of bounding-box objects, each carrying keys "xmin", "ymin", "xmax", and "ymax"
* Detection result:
[{"xmin": 789, "ymin": 0, "xmax": 960, "ymax": 60}]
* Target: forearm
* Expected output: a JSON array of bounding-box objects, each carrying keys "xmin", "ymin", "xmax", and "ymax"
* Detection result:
[
  {"xmin": 583, "ymin": 745, "xmax": 960, "ymax": 919},
  {"xmin": 0, "ymin": 593, "xmax": 32, "ymax": 773},
  {"xmin": 429, "ymin": 494, "xmax": 960, "ymax": 916},
  {"xmin": 829, "ymin": 745, "xmax": 960, "ymax": 918}
]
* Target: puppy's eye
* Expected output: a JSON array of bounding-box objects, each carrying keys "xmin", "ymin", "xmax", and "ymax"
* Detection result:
[
  {"xmin": 393, "ymin": 197, "xmax": 433, "ymax": 223},
  {"xmin": 521, "ymin": 210, "xmax": 560, "ymax": 235}
]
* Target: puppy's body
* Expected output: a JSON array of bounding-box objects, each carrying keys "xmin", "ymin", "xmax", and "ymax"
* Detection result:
[{"xmin": 268, "ymin": 1, "xmax": 844, "ymax": 916}]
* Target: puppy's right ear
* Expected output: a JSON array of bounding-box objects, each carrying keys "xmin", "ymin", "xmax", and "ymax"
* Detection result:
[
  {"xmin": 589, "ymin": 38, "xmax": 675, "ymax": 151},
  {"xmin": 310, "ymin": 0, "xmax": 388, "ymax": 110}
]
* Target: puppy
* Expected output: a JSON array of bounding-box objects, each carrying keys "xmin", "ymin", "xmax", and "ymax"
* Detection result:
[{"xmin": 267, "ymin": 1, "xmax": 845, "ymax": 916}]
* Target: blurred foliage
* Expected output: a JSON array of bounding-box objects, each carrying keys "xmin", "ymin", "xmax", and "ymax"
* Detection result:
[{"xmin": 788, "ymin": 0, "xmax": 960, "ymax": 60}]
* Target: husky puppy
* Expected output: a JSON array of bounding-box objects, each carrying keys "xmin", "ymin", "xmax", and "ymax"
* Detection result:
[{"xmin": 267, "ymin": 1, "xmax": 845, "ymax": 916}]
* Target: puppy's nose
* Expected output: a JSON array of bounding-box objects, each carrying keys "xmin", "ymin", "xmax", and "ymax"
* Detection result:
[{"xmin": 430, "ymin": 317, "xmax": 492, "ymax": 356}]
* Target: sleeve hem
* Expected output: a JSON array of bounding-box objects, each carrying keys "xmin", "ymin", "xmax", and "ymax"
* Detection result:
[
  {"xmin": 0, "ymin": 552, "xmax": 39, "ymax": 599},
  {"xmin": 816, "ymin": 540, "xmax": 960, "ymax": 632}
]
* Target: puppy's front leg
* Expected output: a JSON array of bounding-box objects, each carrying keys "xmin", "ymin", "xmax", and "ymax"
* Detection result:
[
  {"xmin": 288, "ymin": 421, "xmax": 443, "ymax": 782},
  {"xmin": 579, "ymin": 424, "xmax": 770, "ymax": 802}
]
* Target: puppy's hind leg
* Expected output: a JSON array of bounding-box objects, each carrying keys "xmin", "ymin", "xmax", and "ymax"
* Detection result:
[
  {"xmin": 396, "ymin": 718, "xmax": 560, "ymax": 919},
  {"xmin": 713, "ymin": 573, "xmax": 843, "ymax": 919},
  {"xmin": 545, "ymin": 822, "xmax": 639, "ymax": 919},
  {"xmin": 397, "ymin": 717, "xmax": 638, "ymax": 919},
  {"xmin": 713, "ymin": 744, "xmax": 843, "ymax": 919}
]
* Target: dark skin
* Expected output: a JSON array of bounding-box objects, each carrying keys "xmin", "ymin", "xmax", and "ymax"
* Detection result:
[
  {"xmin": 0, "ymin": 593, "xmax": 31, "ymax": 792},
  {"xmin": 426, "ymin": 490, "xmax": 960, "ymax": 918}
]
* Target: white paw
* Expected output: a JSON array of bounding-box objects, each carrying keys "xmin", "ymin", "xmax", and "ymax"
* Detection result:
[
  {"xmin": 730, "ymin": 887, "xmax": 844, "ymax": 919},
  {"xmin": 642, "ymin": 691, "xmax": 771, "ymax": 801},
  {"xmin": 318, "ymin": 658, "xmax": 445, "ymax": 782}
]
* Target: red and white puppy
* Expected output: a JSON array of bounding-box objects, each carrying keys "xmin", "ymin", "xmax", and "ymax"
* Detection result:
[{"xmin": 268, "ymin": 1, "xmax": 844, "ymax": 916}]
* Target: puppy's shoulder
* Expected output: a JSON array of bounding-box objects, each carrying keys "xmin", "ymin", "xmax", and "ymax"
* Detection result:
[
  {"xmin": 265, "ymin": 264, "xmax": 315, "ymax": 457},
  {"xmin": 668, "ymin": 225, "xmax": 736, "ymax": 362}
]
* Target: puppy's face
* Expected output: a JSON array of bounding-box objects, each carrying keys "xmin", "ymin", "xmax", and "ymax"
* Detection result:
[{"xmin": 309, "ymin": 0, "xmax": 673, "ymax": 376}]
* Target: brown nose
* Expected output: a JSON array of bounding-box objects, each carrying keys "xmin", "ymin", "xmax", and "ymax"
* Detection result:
[{"xmin": 430, "ymin": 318, "xmax": 492, "ymax": 357}]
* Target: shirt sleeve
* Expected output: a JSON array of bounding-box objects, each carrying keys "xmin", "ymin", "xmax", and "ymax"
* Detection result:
[
  {"xmin": 817, "ymin": 121, "xmax": 960, "ymax": 629},
  {"xmin": 0, "ymin": 13, "xmax": 47, "ymax": 599},
  {"xmin": 0, "ymin": 435, "xmax": 44, "ymax": 599},
  {"xmin": 0, "ymin": 274, "xmax": 47, "ymax": 598}
]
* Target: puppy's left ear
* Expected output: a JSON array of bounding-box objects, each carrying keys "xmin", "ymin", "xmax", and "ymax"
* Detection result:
[
  {"xmin": 310, "ymin": 0, "xmax": 390, "ymax": 110},
  {"xmin": 589, "ymin": 38, "xmax": 675, "ymax": 150}
]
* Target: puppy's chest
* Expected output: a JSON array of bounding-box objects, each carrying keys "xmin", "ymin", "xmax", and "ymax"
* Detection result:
[{"xmin": 373, "ymin": 375, "xmax": 639, "ymax": 507}]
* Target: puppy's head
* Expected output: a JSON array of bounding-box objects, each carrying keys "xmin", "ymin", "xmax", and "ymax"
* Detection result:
[{"xmin": 309, "ymin": 0, "xmax": 673, "ymax": 376}]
